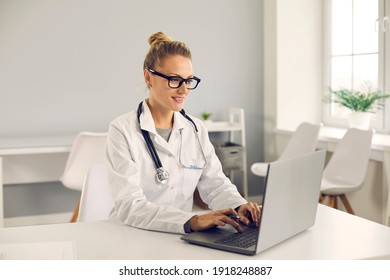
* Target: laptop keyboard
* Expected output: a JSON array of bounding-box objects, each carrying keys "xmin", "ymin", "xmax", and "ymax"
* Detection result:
[{"xmin": 215, "ymin": 227, "xmax": 258, "ymax": 248}]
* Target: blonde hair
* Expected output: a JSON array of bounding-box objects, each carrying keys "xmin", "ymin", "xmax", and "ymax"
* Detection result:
[{"xmin": 143, "ymin": 32, "xmax": 192, "ymax": 70}]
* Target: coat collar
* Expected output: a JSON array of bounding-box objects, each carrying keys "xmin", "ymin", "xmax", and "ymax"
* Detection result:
[
  {"xmin": 138, "ymin": 100, "xmax": 194, "ymax": 153},
  {"xmin": 139, "ymin": 100, "xmax": 192, "ymax": 134}
]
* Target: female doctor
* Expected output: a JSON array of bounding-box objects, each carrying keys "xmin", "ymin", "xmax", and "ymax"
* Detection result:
[{"xmin": 106, "ymin": 32, "xmax": 260, "ymax": 234}]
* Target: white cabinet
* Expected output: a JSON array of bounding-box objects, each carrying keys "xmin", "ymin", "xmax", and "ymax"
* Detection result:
[{"xmin": 205, "ymin": 108, "xmax": 248, "ymax": 199}]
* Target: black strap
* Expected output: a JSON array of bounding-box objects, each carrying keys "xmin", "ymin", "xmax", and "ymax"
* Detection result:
[
  {"xmin": 137, "ymin": 102, "xmax": 162, "ymax": 169},
  {"xmin": 137, "ymin": 101, "xmax": 199, "ymax": 169},
  {"xmin": 180, "ymin": 108, "xmax": 198, "ymax": 132}
]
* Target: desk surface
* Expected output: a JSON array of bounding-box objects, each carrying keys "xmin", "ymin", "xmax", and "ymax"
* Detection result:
[
  {"xmin": 0, "ymin": 134, "xmax": 75, "ymax": 155},
  {"xmin": 276, "ymin": 126, "xmax": 390, "ymax": 152},
  {"xmin": 0, "ymin": 121, "xmax": 240, "ymax": 154},
  {"xmin": 1, "ymin": 205, "xmax": 390, "ymax": 260},
  {"xmin": 319, "ymin": 126, "xmax": 390, "ymax": 152}
]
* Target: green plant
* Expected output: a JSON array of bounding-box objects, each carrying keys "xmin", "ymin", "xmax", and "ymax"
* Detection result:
[
  {"xmin": 325, "ymin": 82, "xmax": 390, "ymax": 113},
  {"xmin": 201, "ymin": 112, "xmax": 212, "ymax": 120}
]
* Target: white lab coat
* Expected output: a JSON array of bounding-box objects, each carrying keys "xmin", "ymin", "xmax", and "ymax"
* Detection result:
[{"xmin": 106, "ymin": 100, "xmax": 247, "ymax": 233}]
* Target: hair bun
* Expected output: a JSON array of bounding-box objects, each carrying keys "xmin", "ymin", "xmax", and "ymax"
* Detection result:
[{"xmin": 148, "ymin": 32, "xmax": 172, "ymax": 46}]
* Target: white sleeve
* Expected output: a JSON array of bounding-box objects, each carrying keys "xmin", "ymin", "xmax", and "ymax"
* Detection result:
[{"xmin": 194, "ymin": 120, "xmax": 247, "ymax": 210}]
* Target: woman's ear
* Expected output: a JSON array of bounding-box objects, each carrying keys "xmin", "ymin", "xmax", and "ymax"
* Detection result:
[{"xmin": 144, "ymin": 69, "xmax": 152, "ymax": 88}]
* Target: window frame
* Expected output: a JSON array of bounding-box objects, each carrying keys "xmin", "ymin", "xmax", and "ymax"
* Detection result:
[
  {"xmin": 323, "ymin": 0, "xmax": 387, "ymax": 132},
  {"xmin": 385, "ymin": 0, "xmax": 390, "ymax": 132}
]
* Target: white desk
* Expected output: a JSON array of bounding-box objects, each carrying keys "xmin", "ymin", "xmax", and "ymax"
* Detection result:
[
  {"xmin": 0, "ymin": 134, "xmax": 75, "ymax": 183},
  {"xmin": 1, "ymin": 205, "xmax": 390, "ymax": 260},
  {"xmin": 0, "ymin": 135, "xmax": 75, "ymax": 227}
]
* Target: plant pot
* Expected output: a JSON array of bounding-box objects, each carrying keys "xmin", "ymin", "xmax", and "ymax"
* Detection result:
[{"xmin": 348, "ymin": 112, "xmax": 371, "ymax": 130}]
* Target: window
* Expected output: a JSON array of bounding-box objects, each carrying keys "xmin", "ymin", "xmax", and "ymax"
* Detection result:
[{"xmin": 323, "ymin": 0, "xmax": 389, "ymax": 131}]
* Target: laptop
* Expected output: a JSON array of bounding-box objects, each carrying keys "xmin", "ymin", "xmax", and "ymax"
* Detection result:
[{"xmin": 181, "ymin": 149, "xmax": 326, "ymax": 255}]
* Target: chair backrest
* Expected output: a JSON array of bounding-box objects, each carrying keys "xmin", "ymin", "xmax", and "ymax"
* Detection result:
[
  {"xmin": 278, "ymin": 122, "xmax": 321, "ymax": 161},
  {"xmin": 323, "ymin": 128, "xmax": 374, "ymax": 187},
  {"xmin": 61, "ymin": 132, "xmax": 108, "ymax": 191},
  {"xmin": 78, "ymin": 164, "xmax": 114, "ymax": 222}
]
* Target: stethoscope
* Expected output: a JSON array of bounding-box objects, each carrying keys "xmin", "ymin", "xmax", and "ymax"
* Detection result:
[{"xmin": 137, "ymin": 102, "xmax": 207, "ymax": 185}]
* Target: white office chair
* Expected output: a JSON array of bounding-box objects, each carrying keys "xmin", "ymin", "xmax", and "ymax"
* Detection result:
[
  {"xmin": 319, "ymin": 128, "xmax": 374, "ymax": 214},
  {"xmin": 78, "ymin": 164, "xmax": 114, "ymax": 222},
  {"xmin": 60, "ymin": 131, "xmax": 108, "ymax": 222},
  {"xmin": 251, "ymin": 122, "xmax": 321, "ymax": 177}
]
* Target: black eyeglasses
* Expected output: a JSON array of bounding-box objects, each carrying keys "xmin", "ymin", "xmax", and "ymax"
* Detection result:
[{"xmin": 148, "ymin": 69, "xmax": 201, "ymax": 90}]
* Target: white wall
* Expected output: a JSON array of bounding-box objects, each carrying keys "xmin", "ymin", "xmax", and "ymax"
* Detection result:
[
  {"xmin": 263, "ymin": 0, "xmax": 278, "ymax": 161},
  {"xmin": 263, "ymin": 0, "xmax": 323, "ymax": 161},
  {"xmin": 0, "ymin": 0, "xmax": 262, "ymax": 138},
  {"xmin": 1, "ymin": 0, "xmax": 264, "ymax": 221},
  {"xmin": 276, "ymin": 0, "xmax": 323, "ymax": 130}
]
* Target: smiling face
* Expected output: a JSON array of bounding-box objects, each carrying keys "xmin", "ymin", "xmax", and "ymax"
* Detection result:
[{"xmin": 145, "ymin": 55, "xmax": 193, "ymax": 114}]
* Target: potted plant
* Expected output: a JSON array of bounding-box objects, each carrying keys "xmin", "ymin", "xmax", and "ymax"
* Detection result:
[
  {"xmin": 201, "ymin": 112, "xmax": 212, "ymax": 124},
  {"xmin": 325, "ymin": 82, "xmax": 390, "ymax": 129}
]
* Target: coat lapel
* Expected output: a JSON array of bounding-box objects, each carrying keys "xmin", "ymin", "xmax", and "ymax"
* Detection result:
[{"xmin": 139, "ymin": 101, "xmax": 193, "ymax": 155}]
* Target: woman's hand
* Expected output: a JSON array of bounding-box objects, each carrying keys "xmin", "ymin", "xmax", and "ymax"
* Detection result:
[
  {"xmin": 236, "ymin": 201, "xmax": 262, "ymax": 227},
  {"xmin": 189, "ymin": 208, "xmax": 243, "ymax": 232}
]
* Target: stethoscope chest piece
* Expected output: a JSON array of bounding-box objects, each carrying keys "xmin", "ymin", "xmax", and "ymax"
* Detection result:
[{"xmin": 155, "ymin": 167, "xmax": 169, "ymax": 184}]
